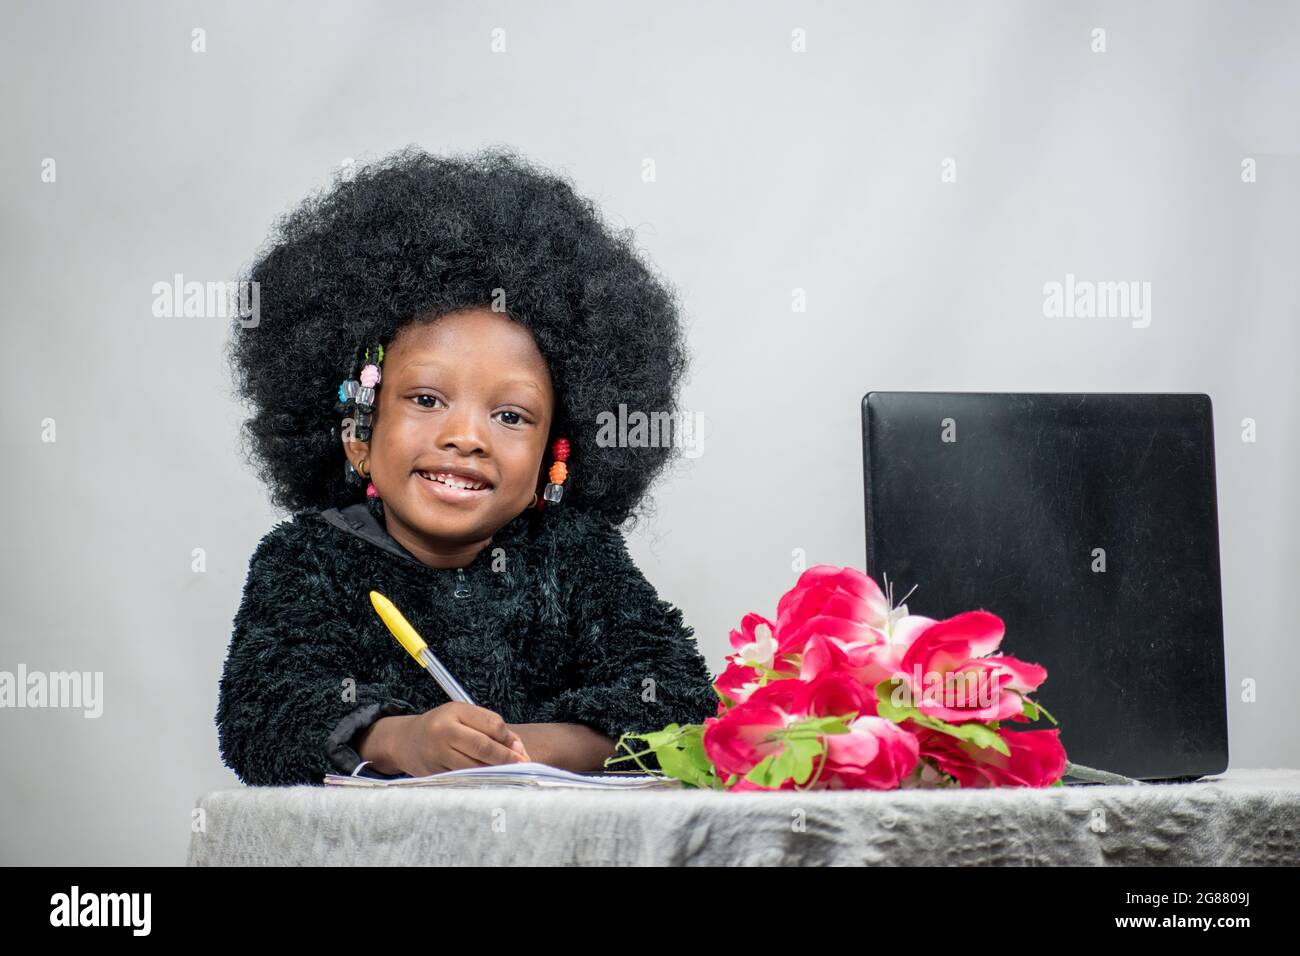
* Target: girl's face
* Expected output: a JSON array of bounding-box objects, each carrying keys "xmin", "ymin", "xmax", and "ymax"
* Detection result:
[{"xmin": 344, "ymin": 307, "xmax": 555, "ymax": 568}]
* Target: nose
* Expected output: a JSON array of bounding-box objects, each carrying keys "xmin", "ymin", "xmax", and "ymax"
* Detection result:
[{"xmin": 436, "ymin": 402, "xmax": 489, "ymax": 456}]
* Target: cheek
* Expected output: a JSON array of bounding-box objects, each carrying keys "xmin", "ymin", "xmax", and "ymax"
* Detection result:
[
  {"xmin": 499, "ymin": 443, "xmax": 547, "ymax": 486},
  {"xmin": 371, "ymin": 418, "xmax": 420, "ymax": 465}
]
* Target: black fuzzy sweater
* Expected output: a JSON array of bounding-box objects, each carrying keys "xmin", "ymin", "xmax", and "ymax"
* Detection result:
[{"xmin": 216, "ymin": 499, "xmax": 719, "ymax": 786}]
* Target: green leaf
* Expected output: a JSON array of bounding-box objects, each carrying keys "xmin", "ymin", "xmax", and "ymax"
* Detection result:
[
  {"xmin": 605, "ymin": 724, "xmax": 720, "ymax": 788},
  {"xmin": 797, "ymin": 714, "xmax": 856, "ymax": 736},
  {"xmin": 744, "ymin": 753, "xmax": 779, "ymax": 787},
  {"xmin": 737, "ymin": 713, "xmax": 853, "ymax": 789},
  {"xmin": 875, "ymin": 679, "xmax": 1010, "ymax": 756},
  {"xmin": 745, "ymin": 733, "xmax": 824, "ymax": 788},
  {"xmin": 1030, "ymin": 697, "xmax": 1059, "ymax": 726},
  {"xmin": 650, "ymin": 725, "xmax": 718, "ymax": 789},
  {"xmin": 875, "ymin": 678, "xmax": 919, "ymax": 723},
  {"xmin": 943, "ymin": 719, "xmax": 1010, "ymax": 756}
]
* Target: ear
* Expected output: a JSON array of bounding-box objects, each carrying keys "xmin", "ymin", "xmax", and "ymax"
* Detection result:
[{"xmin": 340, "ymin": 418, "xmax": 371, "ymax": 477}]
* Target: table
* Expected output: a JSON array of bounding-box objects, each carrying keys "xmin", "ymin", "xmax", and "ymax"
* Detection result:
[{"xmin": 186, "ymin": 768, "xmax": 1300, "ymax": 866}]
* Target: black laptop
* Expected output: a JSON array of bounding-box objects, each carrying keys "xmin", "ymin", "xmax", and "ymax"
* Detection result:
[{"xmin": 861, "ymin": 392, "xmax": 1229, "ymax": 782}]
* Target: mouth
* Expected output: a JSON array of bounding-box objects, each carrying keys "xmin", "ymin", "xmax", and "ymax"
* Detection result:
[{"xmin": 414, "ymin": 469, "xmax": 494, "ymax": 504}]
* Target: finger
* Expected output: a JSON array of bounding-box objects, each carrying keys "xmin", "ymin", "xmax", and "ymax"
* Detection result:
[
  {"xmin": 448, "ymin": 735, "xmax": 525, "ymax": 767},
  {"xmin": 441, "ymin": 728, "xmax": 491, "ymax": 768},
  {"xmin": 450, "ymin": 724, "xmax": 530, "ymax": 767},
  {"xmin": 461, "ymin": 711, "xmax": 530, "ymax": 761},
  {"xmin": 460, "ymin": 706, "xmax": 517, "ymax": 747}
]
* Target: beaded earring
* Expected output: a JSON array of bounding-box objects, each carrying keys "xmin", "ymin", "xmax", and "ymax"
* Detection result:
[{"xmin": 535, "ymin": 437, "xmax": 570, "ymax": 508}]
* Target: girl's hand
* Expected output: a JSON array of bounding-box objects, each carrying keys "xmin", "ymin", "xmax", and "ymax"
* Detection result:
[{"xmin": 393, "ymin": 702, "xmax": 531, "ymax": 776}]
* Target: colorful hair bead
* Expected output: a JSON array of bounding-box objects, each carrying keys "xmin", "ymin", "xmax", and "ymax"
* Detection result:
[{"xmin": 335, "ymin": 339, "xmax": 387, "ymax": 445}]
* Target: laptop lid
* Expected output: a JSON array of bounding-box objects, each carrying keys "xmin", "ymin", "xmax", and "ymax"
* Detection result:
[{"xmin": 861, "ymin": 391, "xmax": 1229, "ymax": 781}]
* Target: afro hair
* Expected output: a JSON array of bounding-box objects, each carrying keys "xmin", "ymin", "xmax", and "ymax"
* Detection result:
[{"xmin": 225, "ymin": 145, "xmax": 691, "ymax": 528}]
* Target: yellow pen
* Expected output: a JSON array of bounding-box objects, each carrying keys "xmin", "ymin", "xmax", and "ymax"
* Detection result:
[{"xmin": 369, "ymin": 590, "xmax": 477, "ymax": 705}]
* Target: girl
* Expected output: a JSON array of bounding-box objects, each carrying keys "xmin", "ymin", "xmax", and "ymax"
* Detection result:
[{"xmin": 217, "ymin": 147, "xmax": 718, "ymax": 786}]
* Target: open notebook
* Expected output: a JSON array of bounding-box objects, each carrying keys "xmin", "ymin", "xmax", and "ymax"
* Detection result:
[{"xmin": 323, "ymin": 760, "xmax": 682, "ymax": 790}]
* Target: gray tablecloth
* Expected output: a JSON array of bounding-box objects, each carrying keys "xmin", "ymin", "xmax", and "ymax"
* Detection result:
[{"xmin": 186, "ymin": 768, "xmax": 1300, "ymax": 866}]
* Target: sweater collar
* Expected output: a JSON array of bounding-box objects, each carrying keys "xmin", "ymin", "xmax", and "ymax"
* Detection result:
[{"xmin": 318, "ymin": 497, "xmax": 539, "ymax": 571}]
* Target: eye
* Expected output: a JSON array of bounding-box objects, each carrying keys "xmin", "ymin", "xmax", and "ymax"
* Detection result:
[
  {"xmin": 496, "ymin": 410, "xmax": 526, "ymax": 426},
  {"xmin": 413, "ymin": 395, "xmax": 443, "ymax": 409}
]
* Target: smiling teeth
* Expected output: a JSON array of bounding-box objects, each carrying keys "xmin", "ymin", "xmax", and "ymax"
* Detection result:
[{"xmin": 420, "ymin": 472, "xmax": 486, "ymax": 491}]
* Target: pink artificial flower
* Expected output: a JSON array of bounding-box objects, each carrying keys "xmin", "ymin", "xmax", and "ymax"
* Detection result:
[
  {"xmin": 773, "ymin": 565, "xmax": 892, "ymax": 658},
  {"xmin": 701, "ymin": 680, "xmax": 805, "ymax": 781},
  {"xmin": 703, "ymin": 673, "xmax": 873, "ymax": 779},
  {"xmin": 713, "ymin": 658, "xmax": 764, "ymax": 711},
  {"xmin": 715, "ymin": 613, "xmax": 795, "ymax": 709},
  {"xmin": 799, "ymin": 615, "xmax": 935, "ymax": 689},
  {"xmin": 794, "ymin": 671, "xmax": 919, "ymax": 789},
  {"xmin": 914, "ymin": 725, "xmax": 1067, "ymax": 788},
  {"xmin": 796, "ymin": 668, "xmax": 878, "ymax": 720},
  {"xmin": 701, "ymin": 566, "xmax": 1063, "ymax": 793},
  {"xmin": 704, "ymin": 671, "xmax": 918, "ymax": 791},
  {"xmin": 877, "ymin": 612, "xmax": 937, "ymax": 650},
  {"xmin": 895, "ymin": 610, "xmax": 1048, "ymax": 723},
  {"xmin": 722, "ymin": 717, "xmax": 920, "ymax": 792},
  {"xmin": 728, "ymin": 612, "xmax": 777, "ymax": 659},
  {"xmin": 818, "ymin": 715, "xmax": 921, "ymax": 790}
]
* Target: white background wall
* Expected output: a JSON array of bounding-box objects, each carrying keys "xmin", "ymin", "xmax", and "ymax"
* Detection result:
[{"xmin": 2, "ymin": 0, "xmax": 1296, "ymax": 864}]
